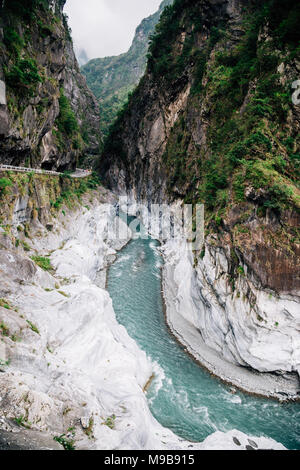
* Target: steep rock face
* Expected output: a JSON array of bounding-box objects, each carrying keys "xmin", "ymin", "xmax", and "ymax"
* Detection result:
[
  {"xmin": 99, "ymin": 0, "xmax": 300, "ymax": 379},
  {"xmin": 81, "ymin": 0, "xmax": 172, "ymax": 137},
  {"xmin": 0, "ymin": 0, "xmax": 101, "ymax": 170}
]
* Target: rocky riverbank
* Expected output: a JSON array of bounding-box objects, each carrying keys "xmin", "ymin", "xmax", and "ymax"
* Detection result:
[
  {"xmin": 161, "ymin": 238, "xmax": 300, "ymax": 402},
  {"xmin": 0, "ymin": 186, "xmax": 287, "ymax": 450}
]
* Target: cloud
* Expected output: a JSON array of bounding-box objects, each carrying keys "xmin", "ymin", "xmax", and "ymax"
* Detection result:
[{"xmin": 64, "ymin": 0, "xmax": 162, "ymax": 61}]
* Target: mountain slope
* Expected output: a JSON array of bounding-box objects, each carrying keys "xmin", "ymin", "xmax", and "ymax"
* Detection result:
[
  {"xmin": 0, "ymin": 0, "xmax": 101, "ymax": 170},
  {"xmin": 81, "ymin": 0, "xmax": 172, "ymax": 138}
]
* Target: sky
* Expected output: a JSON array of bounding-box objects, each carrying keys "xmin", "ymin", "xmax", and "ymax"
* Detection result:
[{"xmin": 64, "ymin": 0, "xmax": 163, "ymax": 63}]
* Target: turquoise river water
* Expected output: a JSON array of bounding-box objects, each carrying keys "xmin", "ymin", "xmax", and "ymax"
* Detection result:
[{"xmin": 107, "ymin": 235, "xmax": 300, "ymax": 449}]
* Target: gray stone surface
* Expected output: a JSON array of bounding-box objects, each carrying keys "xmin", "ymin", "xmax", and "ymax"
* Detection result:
[{"xmin": 0, "ymin": 428, "xmax": 62, "ymax": 451}]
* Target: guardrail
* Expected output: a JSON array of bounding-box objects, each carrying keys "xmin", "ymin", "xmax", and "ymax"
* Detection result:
[
  {"xmin": 0, "ymin": 164, "xmax": 62, "ymax": 176},
  {"xmin": 0, "ymin": 165, "xmax": 92, "ymax": 178}
]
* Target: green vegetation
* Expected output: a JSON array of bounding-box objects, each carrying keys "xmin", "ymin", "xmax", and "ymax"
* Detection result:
[
  {"xmin": 21, "ymin": 241, "xmax": 31, "ymax": 252},
  {"xmin": 0, "ymin": 171, "xmax": 101, "ymax": 246},
  {"xmin": 0, "ymin": 299, "xmax": 18, "ymax": 313},
  {"xmin": 50, "ymin": 172, "xmax": 101, "ymax": 209},
  {"xmin": 26, "ymin": 320, "xmax": 40, "ymax": 335},
  {"xmin": 53, "ymin": 434, "xmax": 75, "ymax": 451},
  {"xmin": 58, "ymin": 290, "xmax": 70, "ymax": 298},
  {"xmin": 83, "ymin": 417, "xmax": 94, "ymax": 439},
  {"xmin": 1, "ymin": 0, "xmax": 101, "ymax": 169},
  {"xmin": 30, "ymin": 255, "xmax": 53, "ymax": 272},
  {"xmin": 0, "ymin": 322, "xmax": 10, "ymax": 337},
  {"xmin": 101, "ymin": 0, "xmax": 300, "ymax": 298},
  {"xmin": 147, "ymin": 0, "xmax": 300, "ymax": 216},
  {"xmin": 102, "ymin": 414, "xmax": 116, "ymax": 430},
  {"xmin": 14, "ymin": 415, "xmax": 32, "ymax": 429},
  {"xmin": 53, "ymin": 89, "xmax": 86, "ymax": 154},
  {"xmin": 37, "ymin": 18, "xmax": 54, "ymax": 38},
  {"xmin": 237, "ymin": 266, "xmax": 245, "ymax": 276},
  {"xmin": 56, "ymin": 90, "xmax": 79, "ymax": 137},
  {"xmin": 1, "ymin": 1, "xmax": 48, "ymax": 98},
  {"xmin": 3, "ymin": 28, "xmax": 25, "ymax": 55},
  {"xmin": 0, "ymin": 299, "xmax": 12, "ymax": 310},
  {"xmin": 1, "ymin": 0, "xmax": 48, "ymax": 21},
  {"xmin": 5, "ymin": 57, "xmax": 42, "ymax": 97},
  {"xmin": 0, "ymin": 359, "xmax": 10, "ymax": 368},
  {"xmin": 0, "ymin": 178, "xmax": 13, "ymax": 194},
  {"xmin": 148, "ymin": 1, "xmax": 190, "ymax": 81},
  {"xmin": 86, "ymin": 172, "xmax": 102, "ymax": 189}
]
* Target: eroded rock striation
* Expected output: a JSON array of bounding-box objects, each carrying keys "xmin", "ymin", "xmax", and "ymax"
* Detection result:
[
  {"xmin": 0, "ymin": 0, "xmax": 101, "ymax": 170},
  {"xmin": 0, "ymin": 173, "xmax": 286, "ymax": 450}
]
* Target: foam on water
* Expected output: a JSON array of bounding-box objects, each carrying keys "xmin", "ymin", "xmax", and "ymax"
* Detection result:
[
  {"xmin": 149, "ymin": 241, "xmax": 159, "ymax": 252},
  {"xmin": 115, "ymin": 254, "xmax": 131, "ymax": 264},
  {"xmin": 222, "ymin": 392, "xmax": 243, "ymax": 404},
  {"xmin": 148, "ymin": 360, "xmax": 166, "ymax": 406}
]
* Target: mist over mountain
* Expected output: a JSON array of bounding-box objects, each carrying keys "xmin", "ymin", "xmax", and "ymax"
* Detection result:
[{"xmin": 76, "ymin": 48, "xmax": 89, "ymax": 67}]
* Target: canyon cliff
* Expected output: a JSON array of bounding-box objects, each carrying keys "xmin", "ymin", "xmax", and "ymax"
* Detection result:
[
  {"xmin": 0, "ymin": 0, "xmax": 101, "ymax": 170},
  {"xmin": 82, "ymin": 0, "xmax": 172, "ymax": 138},
  {"xmin": 99, "ymin": 0, "xmax": 300, "ymax": 385}
]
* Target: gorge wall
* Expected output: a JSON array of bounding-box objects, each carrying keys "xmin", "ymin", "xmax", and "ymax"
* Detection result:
[
  {"xmin": 99, "ymin": 0, "xmax": 300, "ymax": 387},
  {"xmin": 0, "ymin": 0, "xmax": 101, "ymax": 170}
]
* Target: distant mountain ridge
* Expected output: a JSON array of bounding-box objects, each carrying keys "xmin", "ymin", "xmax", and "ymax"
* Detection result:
[{"xmin": 81, "ymin": 0, "xmax": 173, "ymax": 137}]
